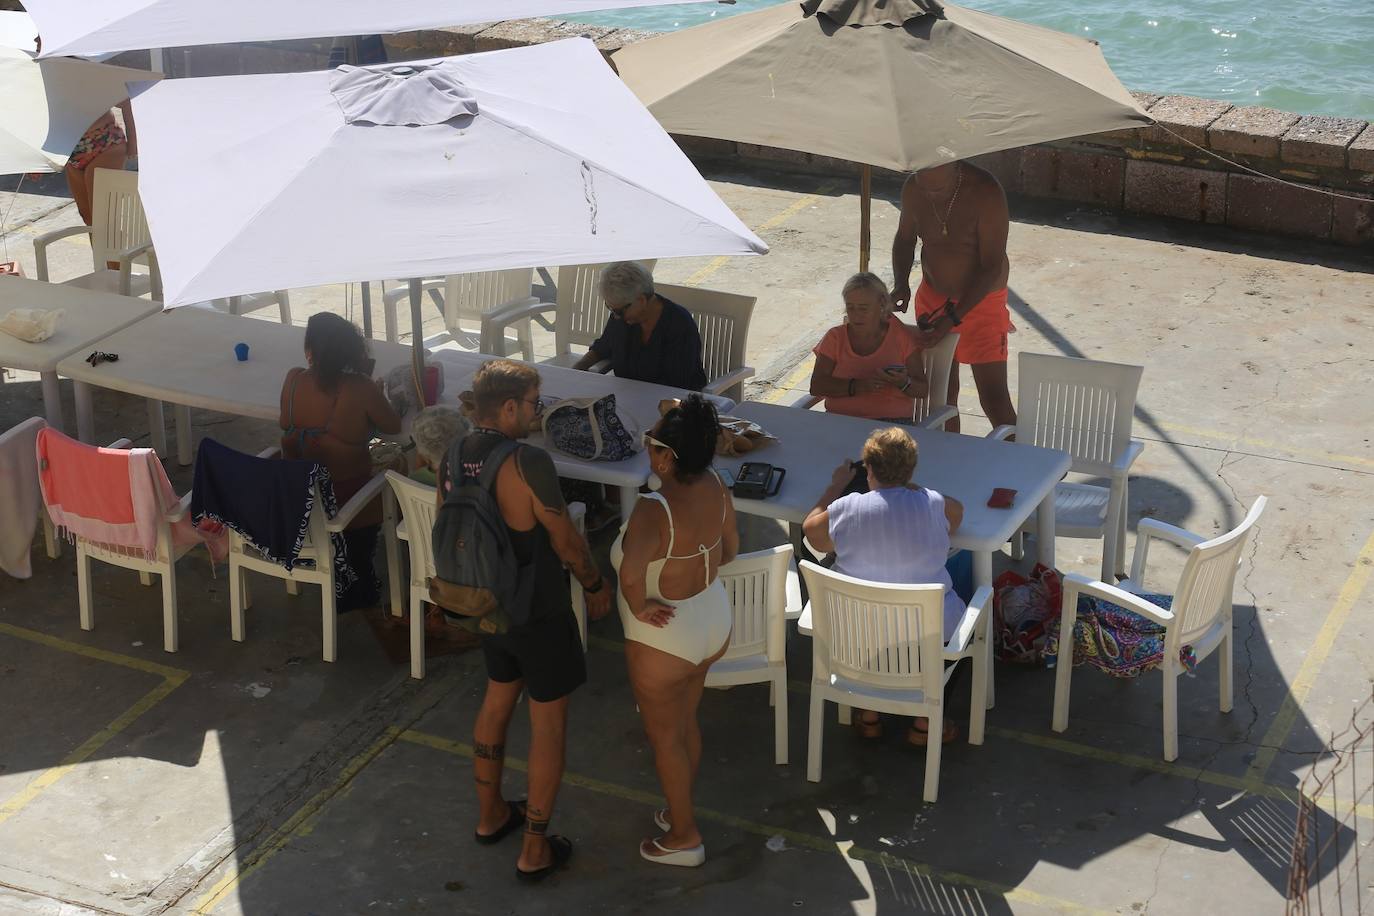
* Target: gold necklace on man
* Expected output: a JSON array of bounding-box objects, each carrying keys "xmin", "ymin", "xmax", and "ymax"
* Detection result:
[{"xmin": 924, "ymin": 163, "xmax": 963, "ymax": 236}]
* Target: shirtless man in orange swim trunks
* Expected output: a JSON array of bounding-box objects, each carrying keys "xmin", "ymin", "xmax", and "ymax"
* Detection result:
[{"xmin": 891, "ymin": 161, "xmax": 1016, "ymax": 433}]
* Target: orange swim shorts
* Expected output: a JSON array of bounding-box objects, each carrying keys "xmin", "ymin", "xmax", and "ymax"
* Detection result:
[{"xmin": 914, "ymin": 280, "xmax": 1014, "ymax": 365}]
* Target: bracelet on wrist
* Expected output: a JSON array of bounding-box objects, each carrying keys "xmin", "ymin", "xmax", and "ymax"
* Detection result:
[
  {"xmin": 847, "ymin": 378, "xmax": 856, "ymax": 397},
  {"xmin": 584, "ymin": 576, "xmax": 605, "ymax": 594}
]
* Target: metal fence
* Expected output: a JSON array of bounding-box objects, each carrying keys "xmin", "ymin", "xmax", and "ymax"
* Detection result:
[{"xmin": 1288, "ymin": 687, "xmax": 1374, "ymax": 914}]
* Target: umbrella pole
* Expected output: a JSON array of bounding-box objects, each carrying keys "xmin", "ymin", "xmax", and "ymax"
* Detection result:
[
  {"xmin": 409, "ymin": 278, "xmax": 426, "ymax": 407},
  {"xmin": 858, "ymin": 164, "xmax": 872, "ymax": 273}
]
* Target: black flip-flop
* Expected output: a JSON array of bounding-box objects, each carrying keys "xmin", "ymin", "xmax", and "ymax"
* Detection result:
[
  {"xmin": 474, "ymin": 800, "xmax": 526, "ymax": 846},
  {"xmin": 515, "ymin": 835, "xmax": 573, "ymax": 883}
]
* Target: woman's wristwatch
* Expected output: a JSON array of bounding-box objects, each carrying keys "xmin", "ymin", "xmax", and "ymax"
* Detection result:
[{"xmin": 584, "ymin": 576, "xmax": 605, "ymax": 594}]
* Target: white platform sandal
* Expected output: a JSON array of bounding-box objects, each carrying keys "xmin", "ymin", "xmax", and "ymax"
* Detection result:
[{"xmin": 640, "ymin": 836, "xmax": 705, "ymax": 868}]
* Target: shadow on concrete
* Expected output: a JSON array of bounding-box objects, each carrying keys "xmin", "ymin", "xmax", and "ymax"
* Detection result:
[{"xmin": 1006, "ymin": 286, "xmax": 1240, "ymax": 533}]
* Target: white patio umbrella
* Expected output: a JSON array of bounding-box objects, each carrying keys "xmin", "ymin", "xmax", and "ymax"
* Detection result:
[
  {"xmin": 0, "ymin": 46, "xmax": 159, "ymax": 174},
  {"xmin": 130, "ymin": 38, "xmax": 767, "ymax": 384},
  {"xmin": 0, "ymin": 11, "xmax": 38, "ymax": 52},
  {"xmin": 25, "ymin": 0, "xmax": 725, "ymax": 59}
]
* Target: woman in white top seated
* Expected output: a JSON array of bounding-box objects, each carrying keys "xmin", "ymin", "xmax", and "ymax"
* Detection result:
[
  {"xmin": 802, "ymin": 426, "xmax": 965, "ymax": 745},
  {"xmin": 611, "ymin": 395, "xmax": 739, "ymax": 868}
]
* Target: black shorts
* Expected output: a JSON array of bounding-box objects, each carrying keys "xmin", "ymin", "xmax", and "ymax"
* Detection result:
[{"xmin": 481, "ymin": 607, "xmax": 586, "ymax": 703}]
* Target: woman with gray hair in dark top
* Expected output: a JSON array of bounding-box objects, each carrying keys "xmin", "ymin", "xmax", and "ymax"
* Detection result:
[{"xmin": 572, "ymin": 261, "xmax": 708, "ymax": 391}]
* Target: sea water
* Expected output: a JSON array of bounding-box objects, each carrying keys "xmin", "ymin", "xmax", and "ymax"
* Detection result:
[{"xmin": 567, "ymin": 0, "xmax": 1374, "ymax": 120}]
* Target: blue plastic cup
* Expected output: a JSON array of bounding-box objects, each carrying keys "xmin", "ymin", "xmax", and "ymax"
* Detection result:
[{"xmin": 234, "ymin": 342, "xmax": 250, "ymax": 361}]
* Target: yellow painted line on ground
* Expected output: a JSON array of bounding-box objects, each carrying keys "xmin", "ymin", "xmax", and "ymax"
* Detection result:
[
  {"xmin": 0, "ymin": 623, "xmax": 190, "ymax": 826},
  {"xmin": 684, "ymin": 182, "xmax": 839, "ymax": 288},
  {"xmin": 761, "ymin": 356, "xmax": 817, "ymax": 404},
  {"xmin": 398, "ymin": 729, "xmax": 1108, "ymax": 915},
  {"xmin": 1245, "ymin": 528, "xmax": 1374, "ymax": 786},
  {"xmin": 1153, "ymin": 421, "xmax": 1374, "ymax": 471},
  {"xmin": 191, "ymin": 727, "xmax": 402, "ymax": 914},
  {"xmin": 0, "ymin": 621, "xmax": 190, "ymax": 680}
]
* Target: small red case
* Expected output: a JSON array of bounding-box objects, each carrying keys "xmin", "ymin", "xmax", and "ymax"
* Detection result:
[{"xmin": 988, "ymin": 487, "xmax": 1016, "ymax": 509}]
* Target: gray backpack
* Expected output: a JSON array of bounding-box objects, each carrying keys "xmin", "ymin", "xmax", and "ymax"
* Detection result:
[{"xmin": 427, "ymin": 436, "xmax": 534, "ymax": 635}]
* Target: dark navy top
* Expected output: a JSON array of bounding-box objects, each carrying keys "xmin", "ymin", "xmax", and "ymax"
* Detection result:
[{"xmin": 590, "ymin": 296, "xmax": 708, "ymax": 391}]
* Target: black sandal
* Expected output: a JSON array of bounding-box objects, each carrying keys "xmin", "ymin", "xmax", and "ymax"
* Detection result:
[
  {"xmin": 515, "ymin": 835, "xmax": 573, "ymax": 883},
  {"xmin": 474, "ymin": 800, "xmax": 526, "ymax": 845}
]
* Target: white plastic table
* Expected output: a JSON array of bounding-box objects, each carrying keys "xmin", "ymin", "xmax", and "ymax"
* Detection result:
[
  {"xmin": 0, "ymin": 277, "xmax": 160, "ymax": 434},
  {"xmin": 430, "ymin": 349, "xmax": 735, "ymax": 508},
  {"xmin": 716, "ymin": 401, "xmax": 1071, "ymax": 591},
  {"xmin": 55, "ymin": 307, "xmax": 417, "ymax": 464}
]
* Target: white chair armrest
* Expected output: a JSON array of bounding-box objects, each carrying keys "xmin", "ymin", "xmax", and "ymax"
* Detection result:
[
  {"xmin": 107, "ymin": 437, "xmax": 133, "ymax": 449},
  {"xmin": 477, "ymin": 296, "xmax": 543, "ymax": 354},
  {"xmin": 325, "ymin": 472, "xmax": 388, "ymax": 533},
  {"xmin": 147, "ymin": 249, "xmax": 163, "ymax": 301},
  {"xmin": 1062, "ymin": 572, "xmax": 1173, "ymax": 626},
  {"xmin": 944, "ymin": 584, "xmax": 992, "ymax": 657},
  {"xmin": 166, "ymin": 490, "xmax": 193, "ymax": 523},
  {"xmin": 257, "ymin": 446, "xmax": 282, "ymax": 460},
  {"xmin": 919, "ymin": 404, "xmax": 958, "ymax": 429},
  {"xmin": 1128, "ymin": 517, "xmax": 1205, "ymax": 588},
  {"xmin": 987, "ymin": 425, "xmax": 1016, "ymax": 441},
  {"xmin": 33, "ymin": 225, "xmax": 93, "ymax": 281},
  {"xmin": 703, "ymin": 366, "xmax": 755, "ymax": 398},
  {"xmin": 1111, "ymin": 440, "xmax": 1145, "ymax": 476},
  {"xmin": 116, "ymin": 242, "xmax": 155, "ymax": 296},
  {"xmin": 381, "ymin": 279, "xmax": 444, "ymax": 309},
  {"xmin": 785, "ymin": 390, "xmax": 821, "ymax": 410}
]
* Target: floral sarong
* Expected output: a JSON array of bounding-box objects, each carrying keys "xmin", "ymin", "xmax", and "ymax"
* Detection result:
[{"xmin": 1044, "ymin": 593, "xmax": 1197, "ymax": 678}]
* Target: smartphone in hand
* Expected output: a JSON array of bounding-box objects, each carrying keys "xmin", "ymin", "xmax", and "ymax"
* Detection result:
[{"xmin": 882, "ymin": 364, "xmax": 905, "ymax": 378}]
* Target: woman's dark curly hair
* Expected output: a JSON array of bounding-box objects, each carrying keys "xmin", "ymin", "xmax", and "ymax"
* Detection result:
[
  {"xmin": 655, "ymin": 394, "xmax": 719, "ymax": 481},
  {"xmin": 304, "ymin": 312, "xmax": 369, "ymax": 390}
]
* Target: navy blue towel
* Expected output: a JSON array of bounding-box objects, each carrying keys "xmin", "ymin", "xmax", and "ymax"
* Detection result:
[{"xmin": 191, "ymin": 438, "xmax": 354, "ymax": 594}]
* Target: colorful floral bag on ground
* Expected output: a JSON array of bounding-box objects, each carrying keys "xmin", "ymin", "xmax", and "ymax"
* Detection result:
[
  {"xmin": 1044, "ymin": 592, "xmax": 1196, "ymax": 678},
  {"xmin": 542, "ymin": 394, "xmax": 641, "ymax": 461}
]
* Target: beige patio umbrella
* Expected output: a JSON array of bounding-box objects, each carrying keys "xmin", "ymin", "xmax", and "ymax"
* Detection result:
[{"xmin": 613, "ymin": 0, "xmax": 1152, "ymax": 270}]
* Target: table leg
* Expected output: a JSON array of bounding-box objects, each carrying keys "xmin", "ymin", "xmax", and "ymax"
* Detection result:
[
  {"xmin": 618, "ymin": 484, "xmax": 639, "ymax": 520},
  {"xmin": 973, "ymin": 550, "xmax": 995, "ymax": 711},
  {"xmin": 146, "ymin": 400, "xmax": 167, "ymax": 456},
  {"xmin": 42, "ymin": 371, "xmax": 67, "ymax": 436},
  {"xmin": 1036, "ymin": 493, "xmax": 1057, "ymax": 570},
  {"xmin": 175, "ymin": 405, "xmax": 192, "ymax": 466},
  {"xmin": 360, "ymin": 281, "xmax": 374, "ymax": 340}
]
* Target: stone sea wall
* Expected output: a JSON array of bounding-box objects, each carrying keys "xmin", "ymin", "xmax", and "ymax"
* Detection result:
[{"xmin": 117, "ymin": 17, "xmax": 1374, "ymax": 248}]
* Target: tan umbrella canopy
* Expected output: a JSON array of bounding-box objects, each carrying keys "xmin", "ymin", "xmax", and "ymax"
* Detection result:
[{"xmin": 614, "ymin": 0, "xmax": 1153, "ymax": 269}]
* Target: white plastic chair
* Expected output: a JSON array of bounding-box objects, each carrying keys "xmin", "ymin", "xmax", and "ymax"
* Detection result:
[
  {"xmin": 991, "ymin": 352, "xmax": 1145, "ymax": 582},
  {"xmin": 656, "ymin": 282, "xmax": 755, "ymax": 403},
  {"xmin": 0, "ymin": 418, "xmax": 60, "ymax": 569},
  {"xmin": 1052, "ymin": 496, "xmax": 1267, "ymax": 761},
  {"xmin": 478, "ymin": 260, "xmax": 658, "ymax": 369},
  {"xmin": 39, "ymin": 435, "xmax": 195, "ymax": 653},
  {"xmin": 799, "ymin": 561, "xmax": 992, "ymax": 803},
  {"xmin": 387, "ymin": 470, "xmax": 587, "ymax": 680},
  {"xmin": 707, "ymin": 545, "xmax": 793, "ymax": 765},
  {"xmin": 226, "ymin": 447, "xmax": 395, "ymax": 663},
  {"xmin": 34, "ymin": 168, "xmax": 160, "ymax": 299},
  {"xmin": 382, "ymin": 268, "xmax": 536, "ymax": 357},
  {"xmin": 786, "ymin": 332, "xmax": 959, "ymax": 429},
  {"xmin": 211, "ymin": 290, "xmax": 293, "ymax": 324}
]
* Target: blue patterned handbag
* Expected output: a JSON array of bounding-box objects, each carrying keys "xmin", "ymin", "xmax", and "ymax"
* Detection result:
[{"xmin": 542, "ymin": 394, "xmax": 641, "ymax": 461}]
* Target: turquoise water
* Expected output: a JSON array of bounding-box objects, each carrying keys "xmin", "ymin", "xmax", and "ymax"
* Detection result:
[{"xmin": 569, "ymin": 0, "xmax": 1374, "ymax": 120}]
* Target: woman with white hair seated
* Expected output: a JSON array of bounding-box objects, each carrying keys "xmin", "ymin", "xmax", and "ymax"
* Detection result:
[
  {"xmin": 572, "ymin": 261, "xmax": 708, "ymax": 391},
  {"xmin": 408, "ymin": 406, "xmax": 470, "ymax": 487},
  {"xmin": 808, "ymin": 272, "xmax": 928, "ymax": 422}
]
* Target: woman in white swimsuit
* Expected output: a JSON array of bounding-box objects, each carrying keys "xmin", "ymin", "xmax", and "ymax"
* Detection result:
[{"xmin": 611, "ymin": 395, "xmax": 738, "ymax": 868}]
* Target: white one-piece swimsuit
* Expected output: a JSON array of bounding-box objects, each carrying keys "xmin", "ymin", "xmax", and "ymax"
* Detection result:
[{"xmin": 610, "ymin": 483, "xmax": 732, "ymax": 665}]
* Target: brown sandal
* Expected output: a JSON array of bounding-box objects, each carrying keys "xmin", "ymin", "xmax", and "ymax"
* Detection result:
[{"xmin": 908, "ymin": 720, "xmax": 959, "ymax": 746}]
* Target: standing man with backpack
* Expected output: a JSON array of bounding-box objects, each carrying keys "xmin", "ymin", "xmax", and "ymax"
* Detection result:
[{"xmin": 434, "ymin": 360, "xmax": 613, "ymax": 882}]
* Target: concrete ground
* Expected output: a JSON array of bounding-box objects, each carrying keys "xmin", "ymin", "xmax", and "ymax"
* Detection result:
[{"xmin": 2, "ymin": 163, "xmax": 1373, "ymax": 916}]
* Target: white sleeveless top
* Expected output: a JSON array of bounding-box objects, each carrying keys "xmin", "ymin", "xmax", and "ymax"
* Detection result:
[{"xmin": 827, "ymin": 486, "xmax": 963, "ymax": 639}]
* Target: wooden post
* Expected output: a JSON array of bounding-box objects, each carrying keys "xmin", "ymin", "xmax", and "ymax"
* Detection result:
[
  {"xmin": 409, "ymin": 278, "xmax": 426, "ymax": 406},
  {"xmin": 858, "ymin": 163, "xmax": 872, "ymax": 273}
]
